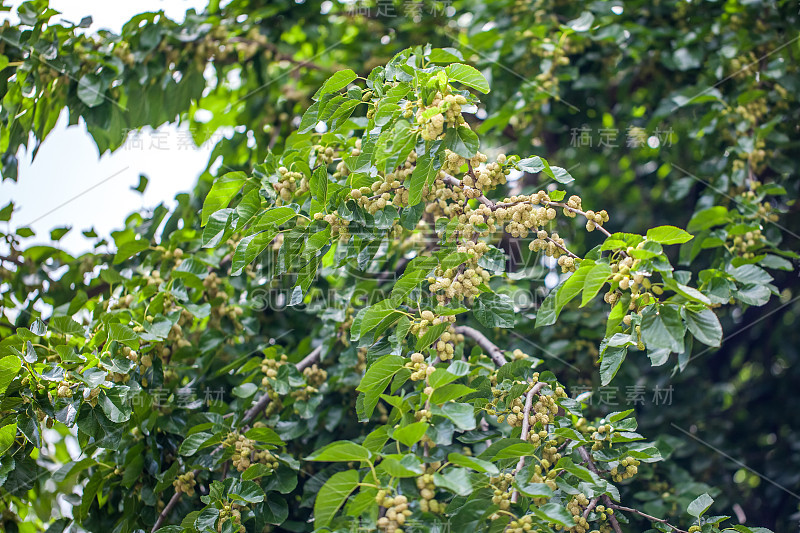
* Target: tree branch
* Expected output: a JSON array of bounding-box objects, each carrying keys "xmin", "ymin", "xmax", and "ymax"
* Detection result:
[
  {"xmin": 242, "ymin": 345, "xmax": 323, "ymax": 424},
  {"xmin": 583, "ymin": 497, "xmax": 599, "ymax": 519},
  {"xmin": 295, "ymin": 345, "xmax": 324, "ymax": 373},
  {"xmin": 577, "ymin": 446, "xmax": 623, "ymax": 533},
  {"xmin": 0, "ymin": 254, "xmax": 24, "ymax": 266},
  {"xmin": 453, "ymin": 325, "xmax": 506, "ymax": 367},
  {"xmin": 152, "ymin": 488, "xmax": 186, "ymax": 532},
  {"xmin": 511, "ymin": 382, "xmax": 545, "ymax": 503}
]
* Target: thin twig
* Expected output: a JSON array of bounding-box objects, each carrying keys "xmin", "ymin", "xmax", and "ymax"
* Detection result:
[
  {"xmin": 545, "ymin": 202, "xmax": 612, "ymax": 238},
  {"xmin": 546, "ymin": 237, "xmax": 579, "ymax": 259},
  {"xmin": 609, "ymin": 504, "xmax": 690, "ymax": 533}
]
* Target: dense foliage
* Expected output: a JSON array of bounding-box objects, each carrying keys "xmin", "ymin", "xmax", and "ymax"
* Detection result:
[{"xmin": 1, "ymin": 1, "xmax": 798, "ymax": 533}]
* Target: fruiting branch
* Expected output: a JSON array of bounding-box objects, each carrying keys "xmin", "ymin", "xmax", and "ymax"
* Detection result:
[
  {"xmin": 243, "ymin": 345, "xmax": 323, "ymax": 424},
  {"xmin": 578, "ymin": 446, "xmax": 623, "ymax": 533},
  {"xmin": 510, "ymin": 382, "xmax": 545, "ymax": 503},
  {"xmin": 153, "ymin": 346, "xmax": 323, "ymax": 531}
]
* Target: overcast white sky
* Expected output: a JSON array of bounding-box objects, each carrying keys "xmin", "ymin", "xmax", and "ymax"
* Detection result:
[{"xmin": 0, "ymin": 1, "xmax": 212, "ymax": 254}]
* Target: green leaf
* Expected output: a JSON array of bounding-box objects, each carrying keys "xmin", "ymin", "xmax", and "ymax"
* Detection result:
[
  {"xmin": 530, "ymin": 503, "xmax": 574, "ymax": 528},
  {"xmin": 473, "ymin": 292, "xmax": 515, "ymax": 328},
  {"xmin": 548, "ymin": 166, "xmax": 575, "ymax": 184},
  {"xmin": 315, "ymin": 69, "xmax": 358, "ymax": 99},
  {"xmin": 195, "ymin": 508, "xmax": 220, "ymax": 531},
  {"xmin": 229, "ymin": 480, "xmax": 266, "ymax": 503},
  {"xmin": 231, "ymin": 229, "xmax": 278, "ymax": 276},
  {"xmin": 445, "ymin": 63, "xmax": 490, "ymax": 93},
  {"xmin": 131, "ymin": 174, "xmax": 148, "ymax": 194},
  {"xmin": 0, "ymin": 423, "xmax": 16, "ymax": 455},
  {"xmin": 640, "ymin": 305, "xmax": 684, "ymax": 353},
  {"xmin": 517, "ymin": 156, "xmax": 546, "ymax": 173},
  {"xmin": 518, "ymin": 156, "xmax": 574, "ymax": 184},
  {"xmin": 683, "ymin": 308, "xmax": 722, "ymax": 347},
  {"xmin": 580, "ymin": 262, "xmax": 612, "ymax": 307},
  {"xmin": 415, "ymin": 322, "xmax": 449, "ymax": 351},
  {"xmin": 241, "ymin": 464, "xmax": 274, "ymax": 480},
  {"xmin": 310, "ymin": 165, "xmax": 328, "ymax": 205},
  {"xmin": 77, "ymin": 74, "xmax": 106, "ymax": 107},
  {"xmin": 314, "ymin": 470, "xmax": 360, "ymax": 528},
  {"xmin": 0, "ymin": 201, "xmax": 13, "ymax": 222},
  {"xmin": 664, "ymin": 279, "xmax": 712, "ymax": 305},
  {"xmin": 201, "ymin": 172, "xmax": 246, "ymax": 226},
  {"xmin": 379, "ymin": 456, "xmax": 423, "ymax": 477},
  {"xmin": 113, "ymin": 239, "xmax": 149, "ymax": 264},
  {"xmin": 434, "ymin": 467, "xmax": 473, "ymax": 496},
  {"xmin": 535, "ymin": 278, "xmax": 565, "ymax": 328},
  {"xmin": 178, "ymin": 432, "xmax": 213, "ymax": 456},
  {"xmin": 408, "ymin": 150, "xmax": 439, "ymax": 206},
  {"xmin": 687, "ymin": 206, "xmax": 729, "ymax": 233},
  {"xmin": 298, "ymin": 100, "xmax": 320, "ymax": 133},
  {"xmin": 235, "ymin": 189, "xmax": 261, "ymax": 230},
  {"xmin": 356, "ymin": 354, "xmax": 405, "ymax": 419},
  {"xmin": 391, "ymin": 269, "xmax": 428, "ymax": 303},
  {"xmin": 646, "ymin": 225, "xmax": 694, "ymax": 245},
  {"xmin": 687, "ymin": 493, "xmax": 714, "ymax": 517},
  {"xmin": 360, "ymin": 300, "xmax": 397, "ymax": 336},
  {"xmin": 600, "ymin": 346, "xmax": 627, "ymax": 386},
  {"xmin": 201, "ymin": 208, "xmax": 232, "ymax": 248},
  {"xmin": 107, "ymin": 323, "xmax": 139, "ymax": 349},
  {"xmin": 244, "ymin": 427, "xmax": 285, "ymax": 446},
  {"xmin": 491, "ymin": 442, "xmax": 538, "ymax": 460},
  {"xmin": 433, "ymin": 402, "xmax": 475, "ymax": 430},
  {"xmin": 393, "ymin": 422, "xmax": 428, "ymax": 447},
  {"xmin": 447, "ymin": 453, "xmax": 499, "ymax": 475},
  {"xmin": 555, "ymin": 260, "xmax": 594, "ymax": 315},
  {"xmin": 428, "ymin": 368, "xmax": 459, "ymax": 389},
  {"xmin": 430, "ymin": 383, "xmax": 475, "ymax": 403},
  {"xmin": 555, "ymin": 457, "xmax": 598, "ymax": 483},
  {"xmin": 428, "ymin": 48, "xmax": 463, "ymax": 62},
  {"xmin": 0, "ymin": 355, "xmax": 22, "ymax": 398},
  {"xmin": 305, "ymin": 441, "xmax": 372, "ymax": 462},
  {"xmin": 443, "ymin": 125, "xmax": 479, "ymax": 158},
  {"xmin": 566, "ymin": 11, "xmax": 595, "ymax": 32},
  {"xmin": 515, "ymin": 482, "xmax": 554, "ymax": 498},
  {"xmin": 50, "ymin": 227, "xmax": 71, "ymax": 241},
  {"xmin": 49, "ymin": 316, "xmax": 84, "ymax": 336}
]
